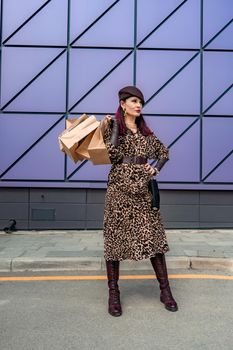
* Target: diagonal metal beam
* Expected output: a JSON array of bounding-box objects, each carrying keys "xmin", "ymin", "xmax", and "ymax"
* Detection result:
[
  {"xmin": 168, "ymin": 117, "xmax": 200, "ymax": 148},
  {"xmin": 68, "ymin": 49, "xmax": 133, "ymax": 112},
  {"xmin": 0, "ymin": 114, "xmax": 65, "ymax": 178},
  {"xmin": 203, "ymin": 83, "xmax": 233, "ymax": 115},
  {"xmin": 202, "ymin": 149, "xmax": 233, "ymax": 181},
  {"xmin": 2, "ymin": 0, "xmax": 52, "ymax": 45},
  {"xmin": 150, "ymin": 117, "xmax": 200, "ymax": 166},
  {"xmin": 203, "ymin": 18, "xmax": 233, "ymax": 49},
  {"xmin": 137, "ymin": 0, "xmax": 188, "ymax": 47},
  {"xmin": 1, "ymin": 49, "xmax": 66, "ymax": 110},
  {"xmin": 70, "ymin": 0, "xmax": 120, "ymax": 46},
  {"xmin": 145, "ymin": 51, "xmax": 200, "ymax": 106},
  {"xmin": 67, "ymin": 160, "xmax": 89, "ymax": 180}
]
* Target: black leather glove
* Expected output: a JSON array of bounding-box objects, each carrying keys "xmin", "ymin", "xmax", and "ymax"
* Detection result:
[
  {"xmin": 110, "ymin": 119, "xmax": 119, "ymax": 147},
  {"xmin": 154, "ymin": 158, "xmax": 168, "ymax": 175}
]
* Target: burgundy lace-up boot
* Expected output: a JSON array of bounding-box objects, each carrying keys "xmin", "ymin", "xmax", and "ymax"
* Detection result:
[
  {"xmin": 150, "ymin": 253, "xmax": 178, "ymax": 312},
  {"xmin": 105, "ymin": 260, "xmax": 122, "ymax": 317}
]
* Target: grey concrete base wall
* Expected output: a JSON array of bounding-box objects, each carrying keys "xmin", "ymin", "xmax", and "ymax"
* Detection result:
[{"xmin": 0, "ymin": 188, "xmax": 233, "ymax": 230}]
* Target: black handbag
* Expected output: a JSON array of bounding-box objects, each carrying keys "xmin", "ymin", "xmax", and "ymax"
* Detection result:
[{"xmin": 148, "ymin": 179, "xmax": 160, "ymax": 209}]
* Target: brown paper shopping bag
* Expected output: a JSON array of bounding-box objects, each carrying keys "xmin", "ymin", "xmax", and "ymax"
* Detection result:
[
  {"xmin": 58, "ymin": 114, "xmax": 88, "ymax": 152},
  {"xmin": 58, "ymin": 114, "xmax": 100, "ymax": 163},
  {"xmin": 75, "ymin": 130, "xmax": 95, "ymax": 160},
  {"xmin": 88, "ymin": 125, "xmax": 111, "ymax": 165}
]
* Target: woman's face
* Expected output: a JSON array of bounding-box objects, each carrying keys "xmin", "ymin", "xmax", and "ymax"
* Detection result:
[{"xmin": 121, "ymin": 96, "xmax": 143, "ymax": 118}]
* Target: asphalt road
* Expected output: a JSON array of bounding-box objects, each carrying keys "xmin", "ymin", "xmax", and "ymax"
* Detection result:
[{"xmin": 0, "ymin": 270, "xmax": 233, "ymax": 350}]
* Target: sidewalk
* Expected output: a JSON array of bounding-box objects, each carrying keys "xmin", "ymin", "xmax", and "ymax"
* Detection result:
[{"xmin": 0, "ymin": 229, "xmax": 233, "ymax": 273}]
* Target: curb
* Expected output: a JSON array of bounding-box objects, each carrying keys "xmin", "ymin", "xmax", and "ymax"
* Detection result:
[
  {"xmin": 190, "ymin": 257, "xmax": 233, "ymax": 271},
  {"xmin": 1, "ymin": 256, "xmax": 233, "ymax": 273}
]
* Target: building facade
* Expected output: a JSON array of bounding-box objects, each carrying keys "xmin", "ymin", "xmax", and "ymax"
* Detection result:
[{"xmin": 0, "ymin": 0, "xmax": 233, "ymax": 229}]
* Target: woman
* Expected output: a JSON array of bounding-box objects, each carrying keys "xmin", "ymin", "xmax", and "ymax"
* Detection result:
[{"xmin": 102, "ymin": 86, "xmax": 178, "ymax": 317}]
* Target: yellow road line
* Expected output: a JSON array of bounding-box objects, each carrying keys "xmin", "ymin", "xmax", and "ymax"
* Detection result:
[{"xmin": 0, "ymin": 274, "xmax": 233, "ymax": 282}]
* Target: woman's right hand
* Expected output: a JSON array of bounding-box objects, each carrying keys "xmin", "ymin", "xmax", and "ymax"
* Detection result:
[
  {"xmin": 100, "ymin": 115, "xmax": 112, "ymax": 133},
  {"xmin": 104, "ymin": 114, "xmax": 112, "ymax": 124}
]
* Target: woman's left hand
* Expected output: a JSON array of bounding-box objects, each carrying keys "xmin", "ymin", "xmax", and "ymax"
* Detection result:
[{"xmin": 145, "ymin": 163, "xmax": 156, "ymax": 176}]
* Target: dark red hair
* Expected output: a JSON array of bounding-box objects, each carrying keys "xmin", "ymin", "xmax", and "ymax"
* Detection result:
[{"xmin": 115, "ymin": 106, "xmax": 153, "ymax": 136}]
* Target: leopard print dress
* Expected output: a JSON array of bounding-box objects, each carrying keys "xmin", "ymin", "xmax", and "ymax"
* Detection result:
[{"xmin": 103, "ymin": 123, "xmax": 170, "ymax": 261}]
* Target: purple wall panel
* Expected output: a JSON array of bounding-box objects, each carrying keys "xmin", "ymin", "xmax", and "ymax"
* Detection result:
[
  {"xmin": 202, "ymin": 118, "xmax": 233, "ymax": 178},
  {"xmin": 2, "ymin": 120, "xmax": 65, "ymax": 180},
  {"xmin": 206, "ymin": 89, "xmax": 233, "ymax": 115},
  {"xmin": 2, "ymin": 0, "xmax": 46, "ymax": 41},
  {"xmin": 4, "ymin": 0, "xmax": 67, "ymax": 45},
  {"xmin": 143, "ymin": 55, "xmax": 200, "ymax": 114},
  {"xmin": 1, "ymin": 47, "xmax": 63, "ymax": 107},
  {"xmin": 0, "ymin": 0, "xmax": 232, "ymax": 189},
  {"xmin": 0, "ymin": 114, "xmax": 62, "ymax": 174},
  {"xmin": 140, "ymin": 0, "xmax": 200, "ymax": 49},
  {"xmin": 159, "ymin": 121, "xmax": 200, "ymax": 182},
  {"xmin": 207, "ymin": 23, "xmax": 233, "ymax": 50},
  {"xmin": 203, "ymin": 0, "xmax": 233, "ymax": 46},
  {"xmin": 203, "ymin": 52, "xmax": 233, "ymax": 112},
  {"xmin": 72, "ymin": 54, "xmax": 134, "ymax": 113},
  {"xmin": 68, "ymin": 49, "xmax": 132, "ymax": 110},
  {"xmin": 68, "ymin": 161, "xmax": 111, "ymax": 182},
  {"xmin": 206, "ymin": 155, "xmax": 233, "ymax": 183},
  {"xmin": 137, "ymin": 50, "xmax": 195, "ymax": 101},
  {"xmin": 73, "ymin": 0, "xmax": 134, "ymax": 47},
  {"xmin": 70, "ymin": 0, "xmax": 115, "ymax": 43},
  {"xmin": 137, "ymin": 0, "xmax": 183, "ymax": 44},
  {"xmin": 145, "ymin": 116, "xmax": 198, "ymax": 147},
  {"xmin": 4, "ymin": 53, "xmax": 67, "ymax": 112}
]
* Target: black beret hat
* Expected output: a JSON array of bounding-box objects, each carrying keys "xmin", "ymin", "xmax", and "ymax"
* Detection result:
[{"xmin": 118, "ymin": 85, "xmax": 145, "ymax": 106}]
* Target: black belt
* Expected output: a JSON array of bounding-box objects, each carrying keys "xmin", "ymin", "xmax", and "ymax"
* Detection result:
[{"xmin": 120, "ymin": 156, "xmax": 147, "ymax": 164}]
